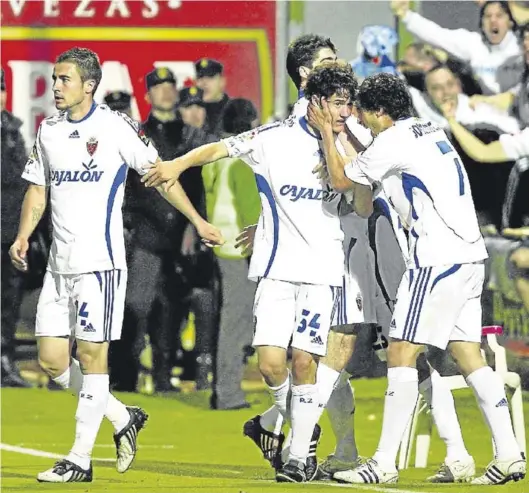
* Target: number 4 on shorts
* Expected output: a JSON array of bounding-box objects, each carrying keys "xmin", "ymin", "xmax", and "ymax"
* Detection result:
[{"xmin": 297, "ymin": 309, "xmax": 321, "ymax": 336}]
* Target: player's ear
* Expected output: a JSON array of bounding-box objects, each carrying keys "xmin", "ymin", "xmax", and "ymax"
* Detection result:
[
  {"xmin": 84, "ymin": 79, "xmax": 96, "ymax": 95},
  {"xmin": 299, "ymin": 65, "xmax": 311, "ymax": 80}
]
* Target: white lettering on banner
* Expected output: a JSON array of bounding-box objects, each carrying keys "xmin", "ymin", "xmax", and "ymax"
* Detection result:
[
  {"xmin": 8, "ymin": 0, "xmax": 26, "ymax": 17},
  {"xmin": 5, "ymin": 0, "xmax": 182, "ymax": 19},
  {"xmin": 8, "ymin": 61, "xmax": 54, "ymax": 151},
  {"xmin": 142, "ymin": 0, "xmax": 159, "ymax": 18},
  {"xmin": 105, "ymin": 0, "xmax": 130, "ymax": 18},
  {"xmin": 8, "ymin": 60, "xmax": 195, "ymax": 148},
  {"xmin": 74, "ymin": 0, "xmax": 95, "ymax": 18},
  {"xmin": 44, "ymin": 0, "xmax": 60, "ymax": 17}
]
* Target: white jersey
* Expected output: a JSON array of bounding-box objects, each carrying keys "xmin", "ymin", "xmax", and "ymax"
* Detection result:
[
  {"xmin": 222, "ymin": 116, "xmax": 344, "ymax": 286},
  {"xmin": 500, "ymin": 127, "xmax": 529, "ymax": 160},
  {"xmin": 345, "ymin": 117, "xmax": 488, "ymax": 268},
  {"xmin": 22, "ymin": 103, "xmax": 158, "ymax": 274}
]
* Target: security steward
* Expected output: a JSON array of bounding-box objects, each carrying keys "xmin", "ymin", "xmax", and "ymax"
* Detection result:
[
  {"xmin": 121, "ymin": 67, "xmax": 217, "ymax": 392},
  {"xmin": 195, "ymin": 59, "xmax": 230, "ymax": 135}
]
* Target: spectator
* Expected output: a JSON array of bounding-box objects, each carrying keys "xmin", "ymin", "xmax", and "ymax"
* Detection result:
[
  {"xmin": 410, "ymin": 64, "xmax": 521, "ymax": 134},
  {"xmin": 392, "ymin": 0, "xmax": 523, "ymax": 93},
  {"xmin": 121, "ymin": 67, "xmax": 218, "ymax": 392},
  {"xmin": 1, "ymin": 68, "xmax": 31, "ymax": 387},
  {"xmin": 441, "ymin": 98, "xmax": 529, "ymax": 228},
  {"xmin": 103, "ymin": 90, "xmax": 133, "ymax": 117},
  {"xmin": 195, "ymin": 58, "xmax": 230, "ymax": 135},
  {"xmin": 470, "ymin": 22, "xmax": 529, "ymax": 128},
  {"xmin": 178, "ymin": 86, "xmax": 207, "ymax": 129},
  {"xmin": 203, "ymin": 98, "xmax": 261, "ymax": 410},
  {"xmin": 399, "ymin": 42, "xmax": 483, "ymax": 95}
]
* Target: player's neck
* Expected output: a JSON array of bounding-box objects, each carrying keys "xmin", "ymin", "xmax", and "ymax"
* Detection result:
[
  {"xmin": 152, "ymin": 109, "xmax": 177, "ymax": 122},
  {"xmin": 67, "ymin": 99, "xmax": 95, "ymax": 122}
]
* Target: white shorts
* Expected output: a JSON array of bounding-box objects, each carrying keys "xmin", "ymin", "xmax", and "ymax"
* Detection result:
[
  {"xmin": 390, "ymin": 263, "xmax": 484, "ymax": 349},
  {"xmin": 35, "ymin": 270, "xmax": 127, "ymax": 342},
  {"xmin": 333, "ymin": 218, "xmax": 377, "ymax": 326},
  {"xmin": 252, "ymin": 278, "xmax": 340, "ymax": 356}
]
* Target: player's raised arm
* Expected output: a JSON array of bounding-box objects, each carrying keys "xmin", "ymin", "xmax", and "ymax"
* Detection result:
[{"xmin": 141, "ymin": 141, "xmax": 229, "ymax": 188}]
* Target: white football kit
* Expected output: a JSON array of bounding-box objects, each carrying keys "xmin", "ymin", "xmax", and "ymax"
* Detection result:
[
  {"xmin": 499, "ymin": 127, "xmax": 529, "ymax": 160},
  {"xmin": 294, "ymin": 95, "xmax": 378, "ymax": 327},
  {"xmin": 22, "ymin": 103, "xmax": 159, "ymax": 342},
  {"xmin": 223, "ymin": 116, "xmax": 344, "ymax": 355},
  {"xmin": 345, "ymin": 118, "xmax": 488, "ymax": 349}
]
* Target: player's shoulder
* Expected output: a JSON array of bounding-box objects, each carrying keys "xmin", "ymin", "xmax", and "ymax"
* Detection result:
[
  {"xmin": 97, "ymin": 104, "xmax": 139, "ymax": 129},
  {"xmin": 230, "ymin": 115, "xmax": 296, "ymax": 145},
  {"xmin": 38, "ymin": 111, "xmax": 68, "ymax": 134}
]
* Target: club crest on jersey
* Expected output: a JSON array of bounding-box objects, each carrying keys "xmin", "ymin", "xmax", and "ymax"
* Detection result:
[
  {"xmin": 86, "ymin": 137, "xmax": 98, "ymax": 156},
  {"xmin": 51, "ymin": 159, "xmax": 103, "ymax": 186},
  {"xmin": 279, "ymin": 184, "xmax": 339, "ymax": 203}
]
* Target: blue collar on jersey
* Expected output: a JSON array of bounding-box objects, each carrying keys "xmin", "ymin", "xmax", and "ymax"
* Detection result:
[
  {"xmin": 67, "ymin": 101, "xmax": 97, "ymax": 124},
  {"xmin": 298, "ymin": 89, "xmax": 305, "ymax": 100},
  {"xmin": 299, "ymin": 116, "xmax": 321, "ymax": 140}
]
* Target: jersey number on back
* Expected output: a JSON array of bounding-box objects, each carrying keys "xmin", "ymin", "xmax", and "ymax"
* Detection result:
[{"xmin": 436, "ymin": 141, "xmax": 465, "ymax": 196}]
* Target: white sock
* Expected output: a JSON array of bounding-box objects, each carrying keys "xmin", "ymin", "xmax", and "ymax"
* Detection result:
[
  {"xmin": 66, "ymin": 374, "xmax": 110, "ymax": 470},
  {"xmin": 327, "ymin": 371, "xmax": 358, "ymax": 462},
  {"xmin": 466, "ymin": 366, "xmax": 520, "ymax": 460},
  {"xmin": 419, "ymin": 370, "xmax": 470, "ymax": 463},
  {"xmin": 53, "ymin": 359, "xmax": 131, "ymax": 433},
  {"xmin": 289, "ymin": 384, "xmax": 325, "ymax": 463},
  {"xmin": 373, "ymin": 367, "xmax": 418, "ymax": 471},
  {"xmin": 260, "ymin": 370, "xmax": 291, "ymax": 433},
  {"xmin": 316, "ymin": 363, "xmax": 341, "ymax": 407}
]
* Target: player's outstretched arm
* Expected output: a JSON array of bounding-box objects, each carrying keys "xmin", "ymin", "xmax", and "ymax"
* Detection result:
[
  {"xmin": 142, "ymin": 142, "xmax": 229, "ymax": 188},
  {"xmin": 9, "ymin": 184, "xmax": 47, "ymax": 271},
  {"xmin": 156, "ymin": 180, "xmax": 224, "ymax": 247}
]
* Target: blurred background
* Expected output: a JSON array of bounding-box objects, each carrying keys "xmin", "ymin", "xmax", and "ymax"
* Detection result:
[{"xmin": 1, "ymin": 0, "xmax": 528, "ymax": 404}]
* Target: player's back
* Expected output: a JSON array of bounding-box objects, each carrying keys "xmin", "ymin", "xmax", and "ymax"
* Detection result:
[
  {"xmin": 23, "ymin": 104, "xmax": 155, "ymax": 274},
  {"xmin": 227, "ymin": 117, "xmax": 345, "ymax": 286},
  {"xmin": 369, "ymin": 118, "xmax": 488, "ymax": 267}
]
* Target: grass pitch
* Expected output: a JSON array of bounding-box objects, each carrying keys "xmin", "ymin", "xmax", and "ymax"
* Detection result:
[{"xmin": 1, "ymin": 378, "xmax": 527, "ymax": 493}]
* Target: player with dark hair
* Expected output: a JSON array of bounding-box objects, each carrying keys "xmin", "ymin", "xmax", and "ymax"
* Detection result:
[{"xmin": 309, "ymin": 72, "xmax": 525, "ymax": 485}]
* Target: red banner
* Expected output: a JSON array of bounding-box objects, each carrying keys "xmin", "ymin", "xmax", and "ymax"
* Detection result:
[{"xmin": 1, "ymin": 0, "xmax": 276, "ymax": 146}]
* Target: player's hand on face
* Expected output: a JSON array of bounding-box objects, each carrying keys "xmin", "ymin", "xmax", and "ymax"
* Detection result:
[
  {"xmin": 235, "ymin": 224, "xmax": 257, "ymax": 255},
  {"xmin": 196, "ymin": 220, "xmax": 225, "ymax": 248},
  {"xmin": 307, "ymin": 97, "xmax": 333, "ymax": 132},
  {"xmin": 141, "ymin": 160, "xmax": 181, "ymax": 188},
  {"xmin": 391, "ymin": 0, "xmax": 410, "ymax": 18},
  {"xmin": 9, "ymin": 238, "xmax": 29, "ymax": 272},
  {"xmin": 439, "ymin": 100, "xmax": 457, "ymax": 119},
  {"xmin": 468, "ymin": 95, "xmax": 486, "ymax": 110}
]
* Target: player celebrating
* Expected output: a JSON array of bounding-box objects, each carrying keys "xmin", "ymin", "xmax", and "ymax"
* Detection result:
[
  {"xmin": 311, "ymin": 72, "xmax": 525, "ymax": 485},
  {"xmin": 9, "ymin": 47, "xmax": 223, "ymax": 483},
  {"xmin": 141, "ymin": 62, "xmax": 373, "ymax": 483}
]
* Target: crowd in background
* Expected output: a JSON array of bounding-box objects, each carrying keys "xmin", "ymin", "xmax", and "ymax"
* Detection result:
[{"xmin": 1, "ymin": 0, "xmax": 528, "ymax": 402}]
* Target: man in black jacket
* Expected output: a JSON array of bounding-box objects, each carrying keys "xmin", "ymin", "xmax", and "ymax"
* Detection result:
[
  {"xmin": 195, "ymin": 59, "xmax": 231, "ymax": 135},
  {"xmin": 121, "ymin": 68, "xmax": 218, "ymax": 392},
  {"xmin": 1, "ymin": 68, "xmax": 31, "ymax": 387}
]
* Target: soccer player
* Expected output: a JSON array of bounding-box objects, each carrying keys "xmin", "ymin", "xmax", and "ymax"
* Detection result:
[
  {"xmin": 141, "ymin": 62, "xmax": 373, "ymax": 483},
  {"xmin": 9, "ymin": 47, "xmax": 223, "ymax": 483},
  {"xmin": 310, "ymin": 72, "xmax": 525, "ymax": 485}
]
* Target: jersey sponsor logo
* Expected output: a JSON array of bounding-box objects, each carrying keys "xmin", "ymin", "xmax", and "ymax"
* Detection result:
[
  {"xmin": 279, "ymin": 184, "xmax": 339, "ymax": 203},
  {"xmin": 51, "ymin": 159, "xmax": 104, "ymax": 186}
]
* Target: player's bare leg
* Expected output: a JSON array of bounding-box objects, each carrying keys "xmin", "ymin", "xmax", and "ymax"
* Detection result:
[{"xmin": 449, "ymin": 341, "xmax": 525, "ymax": 485}]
